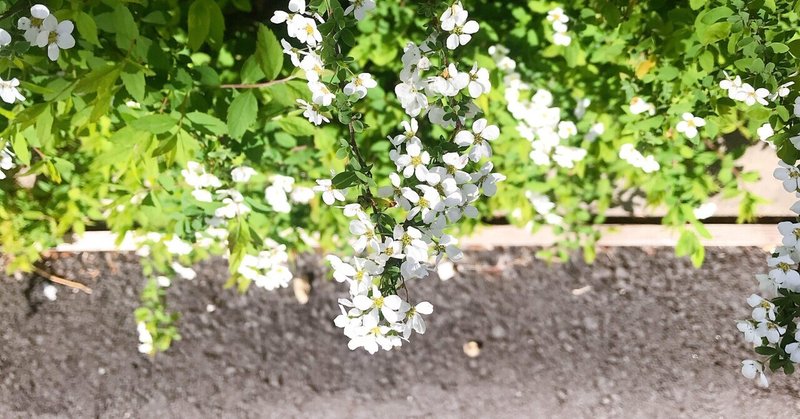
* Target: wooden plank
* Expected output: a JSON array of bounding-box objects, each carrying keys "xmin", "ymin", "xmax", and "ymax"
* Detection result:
[
  {"xmin": 461, "ymin": 224, "xmax": 780, "ymax": 249},
  {"xmin": 53, "ymin": 224, "xmax": 781, "ymax": 253}
]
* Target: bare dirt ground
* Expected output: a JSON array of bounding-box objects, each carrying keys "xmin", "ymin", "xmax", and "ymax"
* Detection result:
[{"xmin": 2, "ymin": 247, "xmax": 799, "ymax": 418}]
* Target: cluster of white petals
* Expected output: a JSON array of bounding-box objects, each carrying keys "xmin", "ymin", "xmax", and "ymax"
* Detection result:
[
  {"xmin": 320, "ymin": 2, "xmax": 503, "ymax": 354},
  {"xmin": 719, "ymin": 71, "xmax": 787, "ymax": 107},
  {"xmin": 238, "ymin": 240, "xmax": 293, "ymax": 291},
  {"xmin": 738, "ymin": 157, "xmax": 800, "ymax": 387},
  {"xmin": 546, "ymin": 7, "xmax": 571, "ymax": 46},
  {"xmin": 489, "ymin": 44, "xmax": 589, "ymax": 169},
  {"xmin": 0, "ymin": 144, "xmax": 14, "ymax": 180},
  {"xmin": 619, "ymin": 143, "xmax": 660, "ymax": 173},
  {"xmin": 272, "ymin": 0, "xmax": 378, "ymax": 126}
]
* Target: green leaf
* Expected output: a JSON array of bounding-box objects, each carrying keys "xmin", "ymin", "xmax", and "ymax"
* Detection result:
[
  {"xmin": 186, "ymin": 111, "xmax": 227, "ymax": 135},
  {"xmin": 75, "ymin": 12, "xmax": 99, "ymax": 46},
  {"xmin": 332, "ymin": 170, "xmax": 359, "ymax": 189},
  {"xmin": 111, "ymin": 5, "xmax": 138, "ymax": 50},
  {"xmin": 227, "ymin": 91, "xmax": 258, "ymax": 139},
  {"xmin": 769, "ymin": 42, "xmax": 789, "ymax": 53},
  {"xmin": 698, "ymin": 22, "xmax": 731, "ymax": 45},
  {"xmin": 255, "ymin": 24, "xmax": 283, "ymax": 81},
  {"xmin": 755, "ymin": 346, "xmax": 778, "ymax": 356},
  {"xmin": 12, "ymin": 134, "xmax": 30, "ymax": 166},
  {"xmin": 276, "ymin": 116, "xmax": 315, "ymax": 137},
  {"xmin": 120, "ymin": 71, "xmax": 146, "ymax": 102},
  {"xmin": 188, "ymin": 0, "xmax": 211, "ymax": 50},
  {"xmin": 132, "ymin": 114, "xmax": 178, "ymax": 134}
]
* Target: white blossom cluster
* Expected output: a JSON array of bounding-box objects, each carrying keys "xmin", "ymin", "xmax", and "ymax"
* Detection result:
[
  {"xmin": 272, "ymin": 0, "xmax": 378, "ymax": 126},
  {"xmin": 618, "ymin": 143, "xmax": 660, "ymax": 173},
  {"xmin": 719, "ymin": 72, "xmax": 791, "ymax": 107},
  {"xmin": 137, "ymin": 322, "xmax": 154, "ymax": 354},
  {"xmin": 0, "ymin": 144, "xmax": 14, "ymax": 179},
  {"xmin": 238, "ymin": 240, "xmax": 293, "ymax": 291},
  {"xmin": 525, "ymin": 191, "xmax": 563, "ymax": 226},
  {"xmin": 738, "ymin": 161, "xmax": 800, "ymax": 387},
  {"xmin": 489, "ymin": 44, "xmax": 589, "ymax": 169},
  {"xmin": 322, "ymin": 2, "xmax": 504, "ymax": 354},
  {"xmin": 265, "ymin": 174, "xmax": 315, "ymax": 213},
  {"xmin": 628, "ymin": 96, "xmax": 655, "ymax": 116},
  {"xmin": 546, "ymin": 7, "xmax": 571, "ymax": 46},
  {"xmin": 0, "ymin": 4, "xmax": 76, "ymax": 105}
]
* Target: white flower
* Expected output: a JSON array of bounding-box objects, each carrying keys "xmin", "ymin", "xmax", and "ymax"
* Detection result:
[
  {"xmin": 693, "ymin": 202, "xmax": 717, "ymax": 220},
  {"xmin": 18, "ymin": 4, "xmax": 50, "ymax": 43},
  {"xmin": 347, "ymin": 313, "xmax": 395, "ymax": 354},
  {"xmin": 0, "ymin": 145, "xmax": 15, "ymax": 179},
  {"xmin": 407, "ymin": 184, "xmax": 444, "ymax": 223},
  {"xmin": 741, "ymin": 360, "xmax": 769, "ymax": 387},
  {"xmin": 394, "ymin": 140, "xmax": 431, "ymax": 181},
  {"xmin": 402, "ymin": 301, "xmax": 433, "ymax": 339},
  {"xmin": 0, "ymin": 78, "xmax": 25, "ymax": 104},
  {"xmin": 137, "ymin": 322, "xmax": 154, "ymax": 354},
  {"xmin": 314, "ymin": 178, "xmax": 346, "ymax": 205},
  {"xmin": 350, "ymin": 215, "xmax": 381, "ymax": 254},
  {"xmin": 767, "ymin": 254, "xmax": 800, "ymax": 288},
  {"xmin": 735, "ymin": 83, "xmax": 770, "ymax": 106},
  {"xmin": 156, "ymin": 276, "xmax": 172, "ymax": 287},
  {"xmin": 794, "ymin": 97, "xmax": 800, "ymax": 118},
  {"xmin": 308, "ymin": 81, "xmax": 335, "ymax": 106},
  {"xmin": 454, "ymin": 118, "xmax": 499, "ymax": 162},
  {"xmin": 430, "ymin": 63, "xmax": 470, "ymax": 97},
  {"xmin": 391, "ymin": 119, "xmax": 420, "ymax": 147},
  {"xmin": 757, "ymin": 123, "xmax": 774, "ymax": 143},
  {"xmin": 35, "ymin": 16, "xmax": 75, "ymax": 61},
  {"xmin": 171, "ymin": 262, "xmax": 197, "ymax": 280},
  {"xmin": 675, "ymin": 112, "xmax": 705, "ymax": 138},
  {"xmin": 343, "ymin": 73, "xmax": 377, "ymax": 100},
  {"xmin": 552, "ymin": 31, "xmax": 571, "ymax": 46},
  {"xmin": 165, "ymin": 235, "xmax": 193, "ymax": 256},
  {"xmin": 344, "ymin": 0, "xmax": 376, "ymax": 21},
  {"xmin": 547, "ymin": 7, "xmax": 569, "ymax": 24},
  {"xmin": 231, "ymin": 166, "xmax": 257, "ymax": 183},
  {"xmin": 779, "ymin": 221, "xmax": 800, "ymax": 250},
  {"xmin": 395, "ymin": 78, "xmax": 429, "ymax": 117},
  {"xmin": 297, "ymin": 99, "xmax": 329, "ymax": 125},
  {"xmin": 774, "ymin": 161, "xmax": 800, "ymax": 193},
  {"xmin": 747, "ymin": 294, "xmax": 776, "ymax": 322},
  {"xmin": 393, "ymin": 225, "xmax": 428, "ymax": 261},
  {"xmin": 0, "ymin": 29, "xmax": 10, "ymax": 48},
  {"xmin": 377, "ymin": 172, "xmax": 418, "ymax": 210},
  {"xmin": 353, "ymin": 286, "xmax": 405, "ymax": 322},
  {"xmin": 281, "ymin": 39, "xmax": 302, "ymax": 66},
  {"xmin": 441, "ymin": 6, "xmax": 479, "ymax": 50},
  {"xmin": 629, "ymin": 96, "xmax": 655, "ymax": 115},
  {"xmin": 215, "ymin": 189, "xmax": 251, "ymax": 219},
  {"xmin": 755, "ymin": 321, "xmax": 785, "ymax": 344},
  {"xmin": 736, "ymin": 321, "xmax": 760, "ymax": 346},
  {"xmin": 290, "ymin": 186, "xmax": 315, "ymax": 204},
  {"xmin": 467, "ymin": 64, "xmax": 491, "ymax": 98},
  {"xmin": 786, "ymin": 341, "xmax": 800, "ymax": 363}
]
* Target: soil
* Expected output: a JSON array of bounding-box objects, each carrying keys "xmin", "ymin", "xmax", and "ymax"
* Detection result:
[{"xmin": 2, "ymin": 247, "xmax": 799, "ymax": 418}]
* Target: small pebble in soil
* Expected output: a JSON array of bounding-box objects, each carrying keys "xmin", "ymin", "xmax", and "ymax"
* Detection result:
[
  {"xmin": 43, "ymin": 284, "xmax": 58, "ymax": 301},
  {"xmin": 463, "ymin": 341, "xmax": 482, "ymax": 358}
]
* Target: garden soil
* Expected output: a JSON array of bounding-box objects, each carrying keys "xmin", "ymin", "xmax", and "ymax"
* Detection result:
[{"xmin": 2, "ymin": 247, "xmax": 800, "ymax": 418}]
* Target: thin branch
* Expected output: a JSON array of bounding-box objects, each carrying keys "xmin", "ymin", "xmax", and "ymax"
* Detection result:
[
  {"xmin": 33, "ymin": 266, "xmax": 93, "ymax": 295},
  {"xmin": 220, "ymin": 76, "xmax": 296, "ymax": 89},
  {"xmin": 347, "ymin": 121, "xmax": 381, "ymax": 217}
]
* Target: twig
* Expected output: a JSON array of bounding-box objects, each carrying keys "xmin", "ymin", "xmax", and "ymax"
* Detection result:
[
  {"xmin": 220, "ymin": 76, "xmax": 296, "ymax": 89},
  {"xmin": 33, "ymin": 266, "xmax": 93, "ymax": 295}
]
